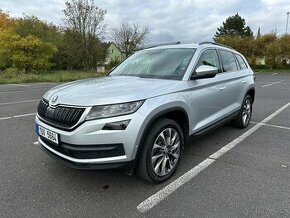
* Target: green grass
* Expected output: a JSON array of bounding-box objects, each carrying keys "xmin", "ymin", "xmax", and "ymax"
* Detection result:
[
  {"xmin": 0, "ymin": 70, "xmax": 108, "ymax": 84},
  {"xmin": 254, "ymin": 68, "xmax": 290, "ymax": 73}
]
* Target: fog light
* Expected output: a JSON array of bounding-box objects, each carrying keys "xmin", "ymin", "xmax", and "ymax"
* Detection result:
[{"xmin": 102, "ymin": 120, "xmax": 131, "ymax": 130}]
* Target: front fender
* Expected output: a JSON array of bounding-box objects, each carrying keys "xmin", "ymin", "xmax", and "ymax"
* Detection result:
[{"xmin": 132, "ymin": 94, "xmax": 190, "ymax": 159}]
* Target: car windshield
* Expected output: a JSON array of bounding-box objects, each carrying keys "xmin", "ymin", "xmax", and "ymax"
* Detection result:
[{"xmin": 109, "ymin": 48, "xmax": 196, "ymax": 80}]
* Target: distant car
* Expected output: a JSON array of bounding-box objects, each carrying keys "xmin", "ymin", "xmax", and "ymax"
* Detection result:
[{"xmin": 35, "ymin": 42, "xmax": 255, "ymax": 183}]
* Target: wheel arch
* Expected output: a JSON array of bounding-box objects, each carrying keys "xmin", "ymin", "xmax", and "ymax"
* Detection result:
[
  {"xmin": 132, "ymin": 106, "xmax": 190, "ymax": 167},
  {"xmin": 246, "ymin": 87, "xmax": 255, "ymax": 103}
]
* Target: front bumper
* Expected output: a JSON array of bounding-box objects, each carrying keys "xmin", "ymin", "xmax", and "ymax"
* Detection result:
[
  {"xmin": 39, "ymin": 138, "xmax": 134, "ymax": 170},
  {"xmin": 35, "ymin": 111, "xmax": 146, "ymax": 169}
]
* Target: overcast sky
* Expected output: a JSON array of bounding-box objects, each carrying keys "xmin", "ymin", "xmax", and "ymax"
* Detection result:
[{"xmin": 1, "ymin": 0, "xmax": 289, "ymax": 44}]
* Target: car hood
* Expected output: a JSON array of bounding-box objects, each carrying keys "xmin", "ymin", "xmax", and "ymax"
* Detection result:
[{"xmin": 43, "ymin": 76, "xmax": 189, "ymax": 106}]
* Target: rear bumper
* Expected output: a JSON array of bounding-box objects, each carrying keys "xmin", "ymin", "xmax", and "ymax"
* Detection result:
[{"xmin": 38, "ymin": 138, "xmax": 135, "ymax": 170}]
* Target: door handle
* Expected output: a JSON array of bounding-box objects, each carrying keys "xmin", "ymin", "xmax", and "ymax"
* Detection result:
[
  {"xmin": 242, "ymin": 80, "xmax": 247, "ymax": 83},
  {"xmin": 219, "ymin": 86, "xmax": 226, "ymax": 90}
]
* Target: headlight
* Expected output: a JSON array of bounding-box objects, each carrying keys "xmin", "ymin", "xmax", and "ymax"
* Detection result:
[{"xmin": 85, "ymin": 100, "xmax": 144, "ymax": 120}]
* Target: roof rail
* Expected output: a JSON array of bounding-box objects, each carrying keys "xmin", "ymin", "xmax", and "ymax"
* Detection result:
[
  {"xmin": 198, "ymin": 41, "xmax": 233, "ymax": 49},
  {"xmin": 145, "ymin": 41, "xmax": 181, "ymax": 49}
]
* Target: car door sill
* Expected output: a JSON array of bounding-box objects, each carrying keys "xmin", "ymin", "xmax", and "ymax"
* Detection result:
[{"xmin": 192, "ymin": 110, "xmax": 239, "ymax": 136}]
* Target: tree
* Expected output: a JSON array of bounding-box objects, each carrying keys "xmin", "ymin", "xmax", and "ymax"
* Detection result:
[
  {"xmin": 111, "ymin": 22, "xmax": 149, "ymax": 57},
  {"xmin": 0, "ymin": 28, "xmax": 19, "ymax": 69},
  {"xmin": 52, "ymin": 29, "xmax": 83, "ymax": 70},
  {"xmin": 0, "ymin": 9, "xmax": 10, "ymax": 28},
  {"xmin": 11, "ymin": 35, "xmax": 57, "ymax": 71},
  {"xmin": 13, "ymin": 15, "xmax": 62, "ymax": 45},
  {"xmin": 256, "ymin": 27, "xmax": 261, "ymax": 38},
  {"xmin": 214, "ymin": 13, "xmax": 253, "ymax": 41},
  {"xmin": 63, "ymin": 0, "xmax": 107, "ymax": 69},
  {"xmin": 278, "ymin": 34, "xmax": 290, "ymax": 66}
]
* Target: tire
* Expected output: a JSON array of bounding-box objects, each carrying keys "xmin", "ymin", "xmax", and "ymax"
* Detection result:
[
  {"xmin": 137, "ymin": 118, "xmax": 184, "ymax": 183},
  {"xmin": 232, "ymin": 95, "xmax": 253, "ymax": 129}
]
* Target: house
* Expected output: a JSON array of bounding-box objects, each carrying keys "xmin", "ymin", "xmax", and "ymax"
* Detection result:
[{"xmin": 105, "ymin": 43, "xmax": 126, "ymax": 65}]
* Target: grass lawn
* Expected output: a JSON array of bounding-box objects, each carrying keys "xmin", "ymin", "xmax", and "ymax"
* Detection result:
[
  {"xmin": 254, "ymin": 68, "xmax": 290, "ymax": 73},
  {"xmin": 0, "ymin": 70, "xmax": 108, "ymax": 84}
]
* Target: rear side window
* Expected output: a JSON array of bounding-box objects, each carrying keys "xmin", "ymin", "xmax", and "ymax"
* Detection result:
[
  {"xmin": 219, "ymin": 50, "xmax": 238, "ymax": 72},
  {"xmin": 235, "ymin": 54, "xmax": 248, "ymax": 69},
  {"xmin": 196, "ymin": 49, "xmax": 220, "ymax": 71}
]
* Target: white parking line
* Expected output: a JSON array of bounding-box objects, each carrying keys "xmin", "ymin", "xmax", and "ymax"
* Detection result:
[
  {"xmin": 272, "ymin": 73, "xmax": 278, "ymax": 76},
  {"xmin": 13, "ymin": 113, "xmax": 36, "ymax": 118},
  {"xmin": 0, "ymin": 90, "xmax": 25, "ymax": 94},
  {"xmin": 251, "ymin": 121, "xmax": 290, "ymax": 130},
  {"xmin": 0, "ymin": 116, "xmax": 11, "ymax": 121},
  {"xmin": 0, "ymin": 99, "xmax": 39, "ymax": 106},
  {"xmin": 5, "ymin": 84, "xmax": 29, "ymax": 87},
  {"xmin": 137, "ymin": 103, "xmax": 290, "ymax": 213},
  {"xmin": 0, "ymin": 113, "xmax": 36, "ymax": 121},
  {"xmin": 261, "ymin": 80, "xmax": 285, "ymax": 88}
]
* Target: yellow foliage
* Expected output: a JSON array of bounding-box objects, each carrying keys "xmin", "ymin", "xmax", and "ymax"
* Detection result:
[
  {"xmin": 11, "ymin": 35, "xmax": 57, "ymax": 71},
  {"xmin": 0, "ymin": 22, "xmax": 57, "ymax": 71},
  {"xmin": 0, "ymin": 9, "xmax": 10, "ymax": 28}
]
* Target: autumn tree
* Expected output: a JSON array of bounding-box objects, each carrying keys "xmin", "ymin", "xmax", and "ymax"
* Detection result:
[
  {"xmin": 63, "ymin": 0, "xmax": 107, "ymax": 69},
  {"xmin": 11, "ymin": 35, "xmax": 57, "ymax": 71},
  {"xmin": 0, "ymin": 9, "xmax": 10, "ymax": 28},
  {"xmin": 0, "ymin": 28, "xmax": 19, "ymax": 69},
  {"xmin": 111, "ymin": 22, "xmax": 149, "ymax": 57},
  {"xmin": 278, "ymin": 34, "xmax": 290, "ymax": 66},
  {"xmin": 13, "ymin": 15, "xmax": 62, "ymax": 45},
  {"xmin": 214, "ymin": 13, "xmax": 253, "ymax": 41}
]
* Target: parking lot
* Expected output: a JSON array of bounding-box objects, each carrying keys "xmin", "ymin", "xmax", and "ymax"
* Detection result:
[{"xmin": 0, "ymin": 73, "xmax": 290, "ymax": 218}]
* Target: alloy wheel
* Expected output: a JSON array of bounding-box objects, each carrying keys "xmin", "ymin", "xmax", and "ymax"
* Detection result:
[
  {"xmin": 242, "ymin": 98, "xmax": 251, "ymax": 125},
  {"xmin": 151, "ymin": 128, "xmax": 181, "ymax": 176}
]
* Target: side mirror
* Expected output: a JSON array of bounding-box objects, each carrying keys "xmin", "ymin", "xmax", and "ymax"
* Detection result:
[{"xmin": 192, "ymin": 65, "xmax": 218, "ymax": 80}]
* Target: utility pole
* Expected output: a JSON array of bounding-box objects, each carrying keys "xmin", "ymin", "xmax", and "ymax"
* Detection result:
[{"xmin": 287, "ymin": 12, "xmax": 290, "ymax": 34}]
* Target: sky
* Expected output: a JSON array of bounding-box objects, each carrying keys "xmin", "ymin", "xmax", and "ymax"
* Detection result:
[{"xmin": 1, "ymin": 0, "xmax": 289, "ymax": 44}]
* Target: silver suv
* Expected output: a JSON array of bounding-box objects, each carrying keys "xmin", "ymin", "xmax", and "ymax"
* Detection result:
[{"xmin": 35, "ymin": 42, "xmax": 255, "ymax": 183}]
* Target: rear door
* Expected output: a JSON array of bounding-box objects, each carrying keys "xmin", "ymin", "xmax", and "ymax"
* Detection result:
[{"xmin": 219, "ymin": 50, "xmax": 249, "ymax": 113}]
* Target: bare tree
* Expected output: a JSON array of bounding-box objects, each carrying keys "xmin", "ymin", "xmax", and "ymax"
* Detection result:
[
  {"xmin": 63, "ymin": 0, "xmax": 107, "ymax": 69},
  {"xmin": 111, "ymin": 22, "xmax": 149, "ymax": 57}
]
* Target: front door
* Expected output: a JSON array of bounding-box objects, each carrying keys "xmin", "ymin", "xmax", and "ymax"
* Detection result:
[{"xmin": 188, "ymin": 49, "xmax": 228, "ymax": 133}]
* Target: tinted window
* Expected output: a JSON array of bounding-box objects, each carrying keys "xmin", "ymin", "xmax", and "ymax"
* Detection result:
[
  {"xmin": 236, "ymin": 54, "xmax": 248, "ymax": 69},
  {"xmin": 196, "ymin": 49, "xmax": 220, "ymax": 71},
  {"xmin": 219, "ymin": 50, "xmax": 238, "ymax": 72}
]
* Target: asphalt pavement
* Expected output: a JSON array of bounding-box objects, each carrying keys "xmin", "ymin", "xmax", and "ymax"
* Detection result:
[{"xmin": 0, "ymin": 73, "xmax": 289, "ymax": 218}]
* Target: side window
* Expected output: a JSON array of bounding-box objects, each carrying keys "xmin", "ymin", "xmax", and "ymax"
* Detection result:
[
  {"xmin": 219, "ymin": 50, "xmax": 238, "ymax": 72},
  {"xmin": 236, "ymin": 54, "xmax": 248, "ymax": 69},
  {"xmin": 196, "ymin": 49, "xmax": 220, "ymax": 71}
]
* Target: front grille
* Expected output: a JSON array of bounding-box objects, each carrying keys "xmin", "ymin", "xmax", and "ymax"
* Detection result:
[
  {"xmin": 37, "ymin": 99, "xmax": 85, "ymax": 129},
  {"xmin": 40, "ymin": 136, "xmax": 125, "ymax": 159}
]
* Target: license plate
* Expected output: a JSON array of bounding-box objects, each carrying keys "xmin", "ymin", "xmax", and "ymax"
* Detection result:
[{"xmin": 38, "ymin": 125, "xmax": 59, "ymax": 145}]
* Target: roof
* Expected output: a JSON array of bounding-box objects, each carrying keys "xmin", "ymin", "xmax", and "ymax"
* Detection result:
[
  {"xmin": 144, "ymin": 42, "xmax": 238, "ymax": 54},
  {"xmin": 107, "ymin": 42, "xmax": 123, "ymax": 53}
]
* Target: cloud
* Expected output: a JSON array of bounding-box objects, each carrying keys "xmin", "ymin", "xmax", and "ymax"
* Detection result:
[{"xmin": 1, "ymin": 0, "xmax": 289, "ymax": 43}]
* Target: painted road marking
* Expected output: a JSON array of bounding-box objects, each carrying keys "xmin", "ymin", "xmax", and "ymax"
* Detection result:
[
  {"xmin": 13, "ymin": 113, "xmax": 37, "ymax": 118},
  {"xmin": 6, "ymin": 84, "xmax": 29, "ymax": 87},
  {"xmin": 0, "ymin": 99, "xmax": 39, "ymax": 106},
  {"xmin": 261, "ymin": 80, "xmax": 285, "ymax": 87},
  {"xmin": 251, "ymin": 121, "xmax": 290, "ymax": 130},
  {"xmin": 0, "ymin": 113, "xmax": 36, "ymax": 121},
  {"xmin": 0, "ymin": 117, "xmax": 11, "ymax": 121},
  {"xmin": 272, "ymin": 73, "xmax": 278, "ymax": 76},
  {"xmin": 137, "ymin": 103, "xmax": 290, "ymax": 213},
  {"xmin": 0, "ymin": 90, "xmax": 25, "ymax": 94}
]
